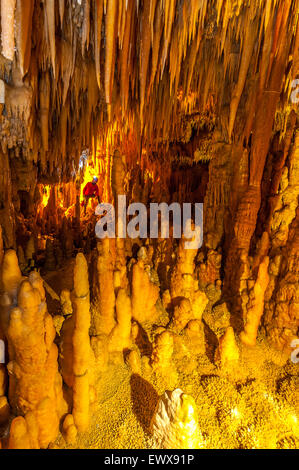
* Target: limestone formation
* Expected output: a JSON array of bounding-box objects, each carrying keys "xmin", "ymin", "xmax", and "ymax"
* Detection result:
[
  {"xmin": 151, "ymin": 331, "xmax": 174, "ymax": 371},
  {"xmin": 60, "ymin": 289, "xmax": 73, "ymax": 316},
  {"xmin": 131, "ymin": 259, "xmax": 159, "ymax": 324},
  {"xmin": 109, "ymin": 289, "xmax": 132, "ymax": 353},
  {"xmin": 94, "ymin": 239, "xmax": 116, "ymax": 335},
  {"xmin": 215, "ymin": 327, "xmax": 240, "ymax": 368},
  {"xmin": 151, "ymin": 389, "xmax": 203, "ymax": 449},
  {"xmin": 72, "ymin": 253, "xmax": 95, "ymax": 433},
  {"xmin": 170, "ymin": 236, "xmax": 208, "ymax": 321},
  {"xmin": 240, "ymin": 257, "xmax": 270, "ymax": 347},
  {"xmin": 169, "ymin": 297, "xmax": 193, "ymax": 333},
  {"xmin": 1, "ymin": 262, "xmax": 65, "ymax": 448},
  {"xmin": 0, "ymin": 0, "xmax": 297, "ymax": 451}
]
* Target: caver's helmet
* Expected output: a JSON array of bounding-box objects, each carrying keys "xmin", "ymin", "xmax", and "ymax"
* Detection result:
[{"xmin": 93, "ymin": 176, "xmax": 98, "ymax": 183}]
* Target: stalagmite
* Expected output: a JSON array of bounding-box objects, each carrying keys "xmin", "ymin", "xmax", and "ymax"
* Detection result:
[
  {"xmin": 240, "ymin": 257, "xmax": 270, "ymax": 347},
  {"xmin": 1, "ymin": 249, "xmax": 22, "ymax": 295},
  {"xmin": 72, "ymin": 253, "xmax": 95, "ymax": 433},
  {"xmin": 169, "ymin": 297, "xmax": 193, "ymax": 333},
  {"xmin": 170, "ymin": 236, "xmax": 208, "ymax": 320},
  {"xmin": 215, "ymin": 327, "xmax": 239, "ymax": 367},
  {"xmin": 62, "ymin": 414, "xmax": 77, "ymax": 444},
  {"xmin": 131, "ymin": 258, "xmax": 159, "ymax": 324},
  {"xmin": 94, "ymin": 239, "xmax": 116, "ymax": 335},
  {"xmin": 151, "ymin": 389, "xmax": 203, "ymax": 449},
  {"xmin": 1, "ymin": 265, "xmax": 65, "ymax": 449},
  {"xmin": 151, "ymin": 330, "xmax": 173, "ymax": 371},
  {"xmin": 8, "ymin": 417, "xmax": 31, "ymax": 449},
  {"xmin": 108, "ymin": 289, "xmax": 132, "ymax": 352}
]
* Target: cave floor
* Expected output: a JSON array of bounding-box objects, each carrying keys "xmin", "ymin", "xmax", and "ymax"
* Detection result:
[{"xmin": 44, "ymin": 260, "xmax": 298, "ymax": 450}]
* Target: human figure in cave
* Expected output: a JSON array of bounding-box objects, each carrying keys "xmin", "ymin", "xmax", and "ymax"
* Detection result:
[{"xmin": 82, "ymin": 176, "xmax": 101, "ymax": 215}]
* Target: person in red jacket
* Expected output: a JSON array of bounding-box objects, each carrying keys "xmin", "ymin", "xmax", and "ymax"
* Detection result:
[{"xmin": 83, "ymin": 176, "xmax": 100, "ymax": 215}]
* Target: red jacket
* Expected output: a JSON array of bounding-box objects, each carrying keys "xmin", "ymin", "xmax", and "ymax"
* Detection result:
[{"xmin": 83, "ymin": 182, "xmax": 99, "ymax": 197}]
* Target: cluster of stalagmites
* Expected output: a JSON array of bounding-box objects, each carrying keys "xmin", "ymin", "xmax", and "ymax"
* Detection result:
[
  {"xmin": 0, "ymin": 249, "xmax": 65, "ymax": 448},
  {"xmin": 0, "ymin": 243, "xmax": 96, "ymax": 448},
  {"xmin": 0, "ymin": 204, "xmax": 298, "ymax": 448},
  {"xmin": 0, "ymin": 216, "xmax": 239, "ymax": 448},
  {"xmin": 0, "ymin": 0, "xmax": 297, "ymax": 182}
]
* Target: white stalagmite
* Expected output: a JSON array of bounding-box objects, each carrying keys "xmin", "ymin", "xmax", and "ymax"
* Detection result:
[
  {"xmin": 1, "ymin": 0, "xmax": 16, "ymax": 61},
  {"xmin": 151, "ymin": 389, "xmax": 203, "ymax": 449}
]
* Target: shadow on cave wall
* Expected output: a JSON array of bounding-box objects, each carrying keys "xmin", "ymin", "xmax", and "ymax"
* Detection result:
[{"xmin": 130, "ymin": 374, "xmax": 159, "ymax": 435}]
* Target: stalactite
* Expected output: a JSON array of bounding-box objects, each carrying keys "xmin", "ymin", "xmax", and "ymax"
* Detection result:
[
  {"xmin": 0, "ymin": 0, "xmax": 297, "ymax": 450},
  {"xmin": 95, "ymin": 0, "xmax": 104, "ymax": 90},
  {"xmin": 228, "ymin": 17, "xmax": 256, "ymax": 140},
  {"xmin": 139, "ymin": 0, "xmax": 151, "ymax": 128},
  {"xmin": 104, "ymin": 0, "xmax": 118, "ymax": 106},
  {"xmin": 82, "ymin": 0, "xmax": 90, "ymax": 55},
  {"xmin": 149, "ymin": 3, "xmax": 163, "ymax": 91},
  {"xmin": 39, "ymin": 72, "xmax": 50, "ymax": 154},
  {"xmin": 59, "ymin": 0, "xmax": 65, "ymax": 26},
  {"xmin": 15, "ymin": 0, "xmax": 34, "ymax": 77},
  {"xmin": 44, "ymin": 0, "xmax": 56, "ymax": 76}
]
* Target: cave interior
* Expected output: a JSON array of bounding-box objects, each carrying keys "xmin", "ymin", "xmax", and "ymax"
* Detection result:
[{"xmin": 0, "ymin": 0, "xmax": 298, "ymax": 450}]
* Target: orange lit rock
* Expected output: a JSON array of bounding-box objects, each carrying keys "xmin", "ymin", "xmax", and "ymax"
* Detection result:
[
  {"xmin": 0, "ymin": 395, "xmax": 10, "ymax": 425},
  {"xmin": 170, "ymin": 236, "xmax": 208, "ymax": 320},
  {"xmin": 72, "ymin": 253, "xmax": 95, "ymax": 433},
  {"xmin": 169, "ymin": 297, "xmax": 193, "ymax": 332},
  {"xmin": 240, "ymin": 257, "xmax": 270, "ymax": 346},
  {"xmin": 2, "ymin": 265, "xmax": 65, "ymax": 448},
  {"xmin": 94, "ymin": 239, "xmax": 116, "ymax": 335},
  {"xmin": 131, "ymin": 259, "xmax": 159, "ymax": 324},
  {"xmin": 151, "ymin": 330, "xmax": 174, "ymax": 370},
  {"xmin": 8, "ymin": 417, "xmax": 31, "ymax": 450},
  {"xmin": 109, "ymin": 289, "xmax": 132, "ymax": 353},
  {"xmin": 0, "ymin": 364, "xmax": 7, "ymax": 396},
  {"xmin": 60, "ymin": 289, "xmax": 73, "ymax": 316},
  {"xmin": 1, "ymin": 249, "xmax": 22, "ymax": 295},
  {"xmin": 62, "ymin": 414, "xmax": 77, "ymax": 445},
  {"xmin": 126, "ymin": 349, "xmax": 142, "ymax": 375},
  {"xmin": 215, "ymin": 327, "xmax": 240, "ymax": 367}
]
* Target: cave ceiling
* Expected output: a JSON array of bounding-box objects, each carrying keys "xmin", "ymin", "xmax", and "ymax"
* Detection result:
[{"xmin": 0, "ymin": 0, "xmax": 298, "ymax": 180}]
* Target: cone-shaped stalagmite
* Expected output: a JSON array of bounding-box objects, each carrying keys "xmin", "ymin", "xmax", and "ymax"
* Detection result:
[
  {"xmin": 240, "ymin": 257, "xmax": 270, "ymax": 346},
  {"xmin": 72, "ymin": 253, "xmax": 95, "ymax": 433}
]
